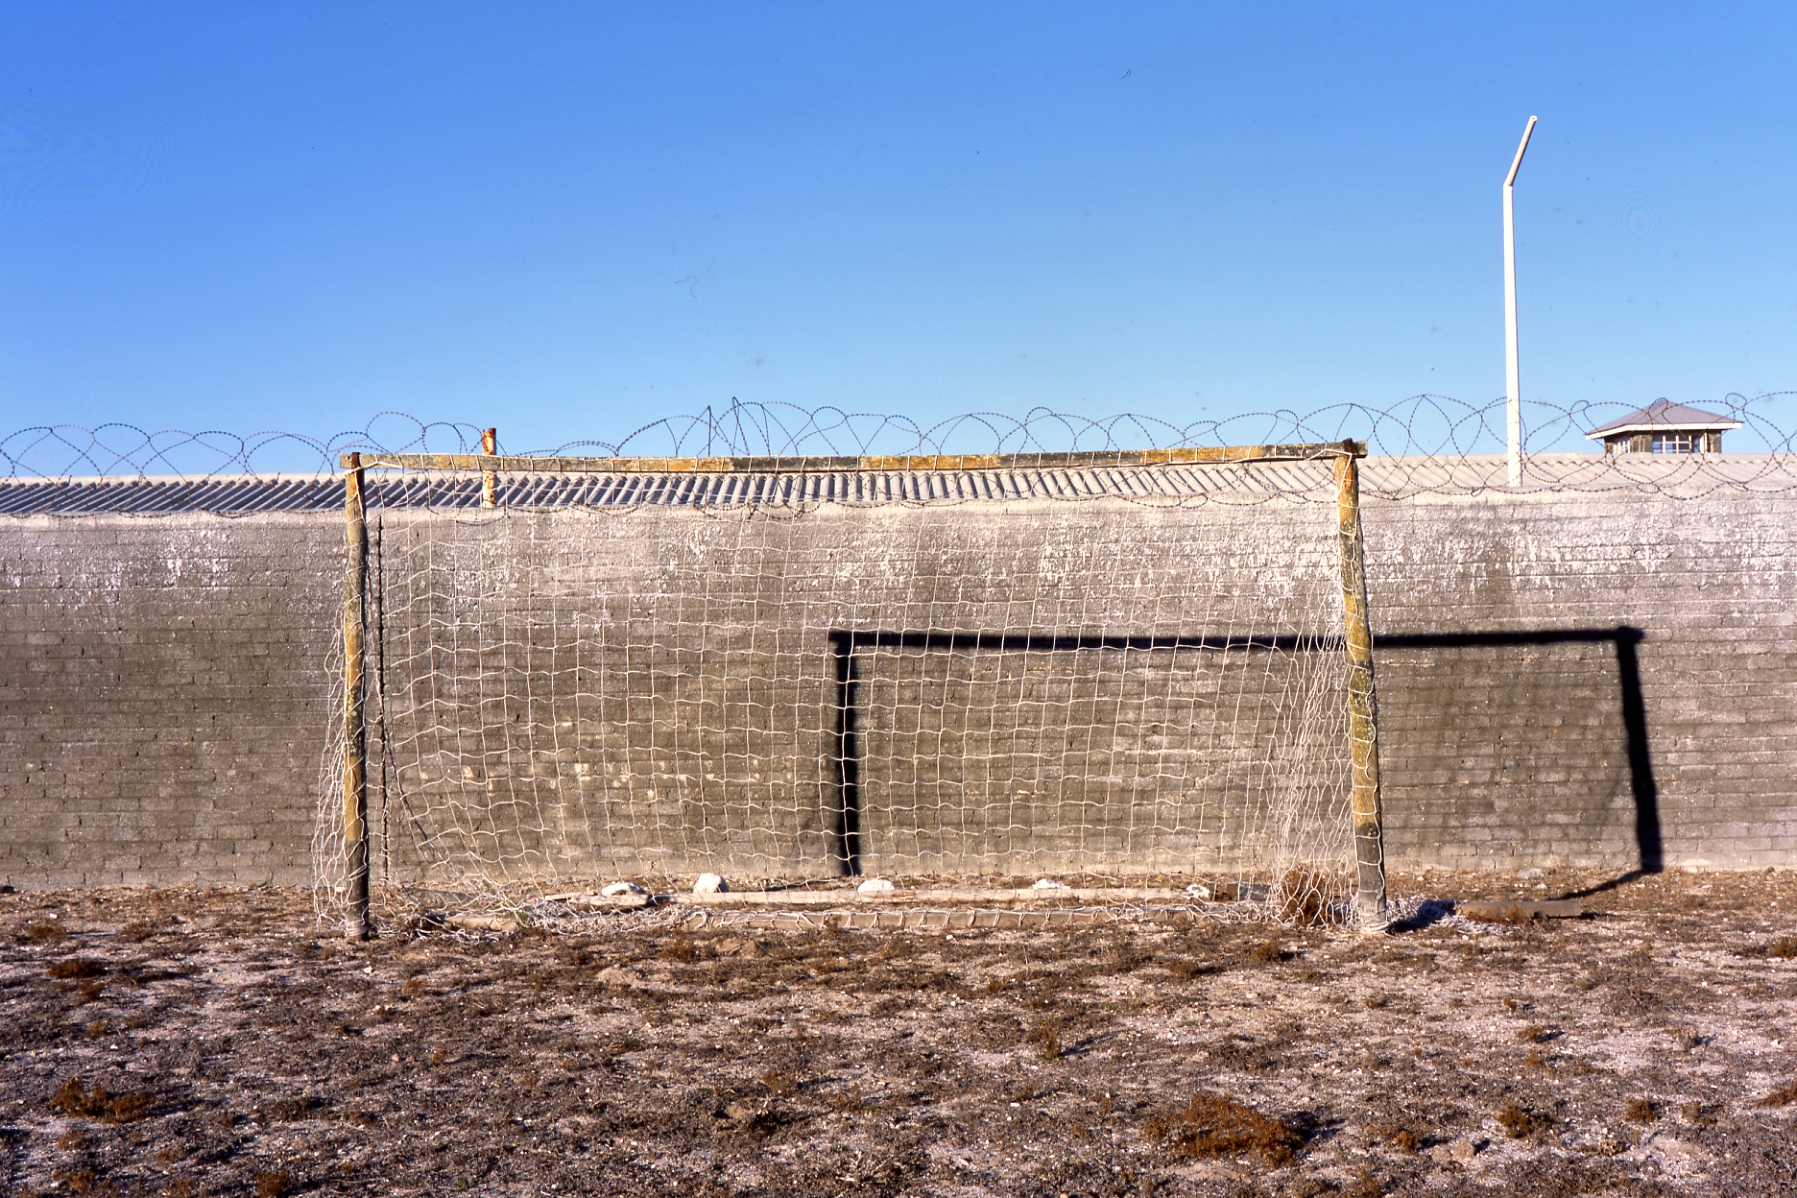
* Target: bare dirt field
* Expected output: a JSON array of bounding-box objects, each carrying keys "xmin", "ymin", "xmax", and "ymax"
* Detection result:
[{"xmin": 4, "ymin": 869, "xmax": 1797, "ymax": 1197}]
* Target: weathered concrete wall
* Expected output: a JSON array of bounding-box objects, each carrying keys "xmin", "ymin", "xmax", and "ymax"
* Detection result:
[
  {"xmin": 1, "ymin": 482, "xmax": 1793, "ymax": 890},
  {"xmin": 0, "ymin": 514, "xmax": 338, "ymax": 888},
  {"xmin": 1368, "ymin": 488, "xmax": 1797, "ymax": 871}
]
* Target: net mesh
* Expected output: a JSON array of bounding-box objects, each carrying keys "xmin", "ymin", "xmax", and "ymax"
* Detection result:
[{"xmin": 314, "ymin": 461, "xmax": 1365, "ymax": 929}]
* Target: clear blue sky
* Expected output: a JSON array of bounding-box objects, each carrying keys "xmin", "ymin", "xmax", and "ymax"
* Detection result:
[{"xmin": 2, "ymin": 2, "xmax": 1794, "ymax": 456}]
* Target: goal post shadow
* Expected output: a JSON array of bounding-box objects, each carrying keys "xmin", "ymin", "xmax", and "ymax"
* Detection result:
[
  {"xmin": 824, "ymin": 627, "xmax": 1353, "ymax": 881},
  {"xmin": 1374, "ymin": 626, "xmax": 1660, "ymax": 894}
]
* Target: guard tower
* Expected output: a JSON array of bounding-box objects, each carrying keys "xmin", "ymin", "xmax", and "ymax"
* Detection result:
[{"xmin": 1586, "ymin": 399, "xmax": 1741, "ymax": 455}]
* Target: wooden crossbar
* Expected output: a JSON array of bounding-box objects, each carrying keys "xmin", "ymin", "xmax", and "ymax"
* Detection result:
[{"xmin": 340, "ymin": 440, "xmax": 1367, "ymax": 474}]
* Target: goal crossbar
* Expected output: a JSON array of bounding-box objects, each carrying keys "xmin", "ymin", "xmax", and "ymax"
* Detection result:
[{"xmin": 340, "ymin": 439, "xmax": 1365, "ymax": 476}]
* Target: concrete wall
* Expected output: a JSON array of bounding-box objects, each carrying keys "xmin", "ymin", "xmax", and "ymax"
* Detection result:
[
  {"xmin": 0, "ymin": 514, "xmax": 339, "ymax": 888},
  {"xmin": 1368, "ymin": 488, "xmax": 1797, "ymax": 871},
  {"xmin": 2, "ymin": 482, "xmax": 1793, "ymax": 889}
]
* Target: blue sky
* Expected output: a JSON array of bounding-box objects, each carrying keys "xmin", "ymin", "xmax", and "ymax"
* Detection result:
[{"xmin": 2, "ymin": 2, "xmax": 1795, "ymax": 460}]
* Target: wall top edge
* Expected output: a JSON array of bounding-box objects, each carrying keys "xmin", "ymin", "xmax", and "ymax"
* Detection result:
[{"xmin": 6, "ymin": 451, "xmax": 1797, "ymax": 516}]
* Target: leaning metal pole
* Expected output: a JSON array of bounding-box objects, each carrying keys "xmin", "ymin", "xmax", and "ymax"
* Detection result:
[
  {"xmin": 1503, "ymin": 114, "xmax": 1538, "ymax": 488},
  {"xmin": 1333, "ymin": 447, "xmax": 1388, "ymax": 926},
  {"xmin": 342, "ymin": 453, "xmax": 372, "ymax": 939}
]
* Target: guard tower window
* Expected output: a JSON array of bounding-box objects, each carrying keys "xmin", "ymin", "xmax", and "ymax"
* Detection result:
[{"xmin": 1647, "ymin": 431, "xmax": 1724, "ymax": 454}]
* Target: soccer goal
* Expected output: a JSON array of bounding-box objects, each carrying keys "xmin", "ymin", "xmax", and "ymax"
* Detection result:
[{"xmin": 316, "ymin": 440, "xmax": 1386, "ymax": 935}]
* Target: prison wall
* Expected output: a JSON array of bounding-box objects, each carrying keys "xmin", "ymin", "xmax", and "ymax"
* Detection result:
[
  {"xmin": 1, "ymin": 480, "xmax": 1794, "ymax": 889},
  {"xmin": 0, "ymin": 514, "xmax": 339, "ymax": 888},
  {"xmin": 1366, "ymin": 487, "xmax": 1797, "ymax": 871}
]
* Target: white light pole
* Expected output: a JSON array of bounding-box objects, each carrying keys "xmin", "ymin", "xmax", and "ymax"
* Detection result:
[{"xmin": 1503, "ymin": 115, "xmax": 1537, "ymax": 486}]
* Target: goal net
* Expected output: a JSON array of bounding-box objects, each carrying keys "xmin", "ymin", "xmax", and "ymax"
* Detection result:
[{"xmin": 315, "ymin": 445, "xmax": 1385, "ymax": 932}]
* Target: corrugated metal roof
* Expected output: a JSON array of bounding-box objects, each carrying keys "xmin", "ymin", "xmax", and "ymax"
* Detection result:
[
  {"xmin": 5, "ymin": 453, "xmax": 1797, "ymax": 516},
  {"xmin": 373, "ymin": 459, "xmax": 1340, "ymax": 509},
  {"xmin": 1361, "ymin": 452, "xmax": 1797, "ymax": 494},
  {"xmin": 0, "ymin": 475, "xmax": 343, "ymax": 516},
  {"xmin": 1587, "ymin": 398, "xmax": 1743, "ymax": 437}
]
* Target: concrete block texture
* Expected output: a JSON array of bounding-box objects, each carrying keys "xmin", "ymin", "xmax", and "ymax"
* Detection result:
[
  {"xmin": 2, "ymin": 481, "xmax": 1795, "ymax": 890},
  {"xmin": 0, "ymin": 513, "xmax": 338, "ymax": 888},
  {"xmin": 1366, "ymin": 489, "xmax": 1797, "ymax": 870}
]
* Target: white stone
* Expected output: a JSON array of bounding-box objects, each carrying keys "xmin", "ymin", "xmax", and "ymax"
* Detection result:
[
  {"xmin": 601, "ymin": 881, "xmax": 647, "ymax": 897},
  {"xmin": 692, "ymin": 873, "xmax": 729, "ymax": 895},
  {"xmin": 1032, "ymin": 878, "xmax": 1071, "ymax": 891},
  {"xmin": 1517, "ymin": 868, "xmax": 1545, "ymax": 879},
  {"xmin": 857, "ymin": 877, "xmax": 896, "ymax": 895}
]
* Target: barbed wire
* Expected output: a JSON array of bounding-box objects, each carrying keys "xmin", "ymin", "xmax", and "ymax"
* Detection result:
[{"xmin": 4, "ymin": 393, "xmax": 1796, "ymax": 482}]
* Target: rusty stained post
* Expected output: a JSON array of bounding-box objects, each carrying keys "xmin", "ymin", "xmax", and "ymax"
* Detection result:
[
  {"xmin": 1333, "ymin": 446, "xmax": 1388, "ymax": 928},
  {"xmin": 480, "ymin": 427, "xmax": 498, "ymax": 507},
  {"xmin": 342, "ymin": 453, "xmax": 372, "ymax": 939}
]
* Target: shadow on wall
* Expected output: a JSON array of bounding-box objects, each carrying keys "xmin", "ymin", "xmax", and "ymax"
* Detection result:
[
  {"xmin": 826, "ymin": 628, "xmax": 1354, "ymax": 879},
  {"xmin": 819, "ymin": 624, "xmax": 1663, "ymax": 885},
  {"xmin": 1376, "ymin": 627, "xmax": 1659, "ymax": 891}
]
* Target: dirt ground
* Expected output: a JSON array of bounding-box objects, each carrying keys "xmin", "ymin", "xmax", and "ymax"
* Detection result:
[{"xmin": 4, "ymin": 869, "xmax": 1797, "ymax": 1197}]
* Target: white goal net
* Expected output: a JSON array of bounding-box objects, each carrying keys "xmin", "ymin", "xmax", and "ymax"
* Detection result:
[{"xmin": 316, "ymin": 448, "xmax": 1383, "ymax": 930}]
